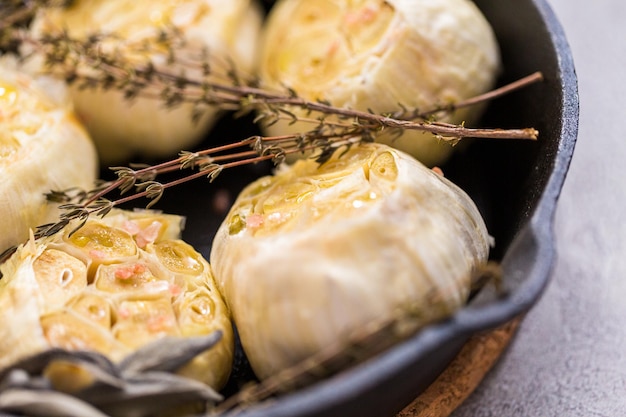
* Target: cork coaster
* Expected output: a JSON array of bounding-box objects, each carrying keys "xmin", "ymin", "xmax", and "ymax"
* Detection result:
[{"xmin": 396, "ymin": 316, "xmax": 523, "ymax": 417}]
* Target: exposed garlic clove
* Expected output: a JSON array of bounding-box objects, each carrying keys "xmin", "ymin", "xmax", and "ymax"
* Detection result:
[
  {"xmin": 257, "ymin": 0, "xmax": 501, "ymax": 166},
  {"xmin": 211, "ymin": 142, "xmax": 492, "ymax": 379},
  {"xmin": 0, "ymin": 209, "xmax": 233, "ymax": 390}
]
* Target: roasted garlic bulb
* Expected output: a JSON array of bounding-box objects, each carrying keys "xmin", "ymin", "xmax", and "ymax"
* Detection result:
[
  {"xmin": 258, "ymin": 0, "xmax": 501, "ymax": 166},
  {"xmin": 0, "ymin": 209, "xmax": 234, "ymax": 390},
  {"xmin": 210, "ymin": 143, "xmax": 492, "ymax": 379},
  {"xmin": 28, "ymin": 0, "xmax": 264, "ymax": 164},
  {"xmin": 0, "ymin": 61, "xmax": 98, "ymax": 254}
]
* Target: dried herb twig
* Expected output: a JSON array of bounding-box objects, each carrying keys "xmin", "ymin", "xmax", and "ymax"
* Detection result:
[
  {"xmin": 11, "ymin": 27, "xmax": 540, "ymax": 142},
  {"xmin": 0, "ymin": 68, "xmax": 542, "ymax": 267},
  {"xmin": 0, "ymin": 23, "xmax": 543, "ymax": 265}
]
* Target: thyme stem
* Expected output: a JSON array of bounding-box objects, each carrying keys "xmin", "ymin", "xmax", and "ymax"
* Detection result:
[
  {"xmin": 12, "ymin": 29, "xmax": 540, "ymax": 141},
  {"xmin": 0, "ymin": 24, "xmax": 544, "ymax": 254}
]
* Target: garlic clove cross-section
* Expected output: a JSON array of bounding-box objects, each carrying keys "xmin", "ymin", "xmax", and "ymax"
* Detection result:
[
  {"xmin": 0, "ymin": 209, "xmax": 234, "ymax": 391},
  {"xmin": 210, "ymin": 142, "xmax": 492, "ymax": 380},
  {"xmin": 257, "ymin": 0, "xmax": 501, "ymax": 167}
]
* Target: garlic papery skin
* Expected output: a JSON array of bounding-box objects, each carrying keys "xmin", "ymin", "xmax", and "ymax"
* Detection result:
[
  {"xmin": 28, "ymin": 0, "xmax": 264, "ymax": 165},
  {"xmin": 257, "ymin": 0, "xmax": 501, "ymax": 167},
  {"xmin": 0, "ymin": 62, "xmax": 98, "ymax": 254},
  {"xmin": 210, "ymin": 142, "xmax": 492, "ymax": 380},
  {"xmin": 0, "ymin": 209, "xmax": 234, "ymax": 390}
]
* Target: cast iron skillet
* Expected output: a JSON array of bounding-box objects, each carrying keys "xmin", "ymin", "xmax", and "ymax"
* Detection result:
[{"xmin": 133, "ymin": 0, "xmax": 579, "ymax": 416}]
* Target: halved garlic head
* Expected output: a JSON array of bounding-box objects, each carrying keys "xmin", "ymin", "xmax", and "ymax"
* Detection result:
[
  {"xmin": 0, "ymin": 209, "xmax": 234, "ymax": 390},
  {"xmin": 29, "ymin": 0, "xmax": 264, "ymax": 164},
  {"xmin": 210, "ymin": 142, "xmax": 492, "ymax": 379},
  {"xmin": 0, "ymin": 61, "xmax": 98, "ymax": 254},
  {"xmin": 258, "ymin": 0, "xmax": 501, "ymax": 166}
]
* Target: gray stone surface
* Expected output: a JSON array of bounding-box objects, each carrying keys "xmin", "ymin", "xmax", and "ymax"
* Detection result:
[{"xmin": 453, "ymin": 1, "xmax": 626, "ymax": 416}]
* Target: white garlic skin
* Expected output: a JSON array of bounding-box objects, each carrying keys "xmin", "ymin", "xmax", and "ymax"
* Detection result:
[
  {"xmin": 0, "ymin": 62, "xmax": 98, "ymax": 254},
  {"xmin": 29, "ymin": 0, "xmax": 264, "ymax": 164},
  {"xmin": 257, "ymin": 0, "xmax": 501, "ymax": 167},
  {"xmin": 210, "ymin": 143, "xmax": 491, "ymax": 379}
]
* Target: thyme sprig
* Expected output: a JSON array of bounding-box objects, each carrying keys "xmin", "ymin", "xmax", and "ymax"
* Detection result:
[
  {"xmin": 12, "ymin": 27, "xmax": 540, "ymax": 141},
  {"xmin": 0, "ymin": 24, "xmax": 543, "ymax": 266},
  {"xmin": 0, "ymin": 69, "xmax": 541, "ymax": 266}
]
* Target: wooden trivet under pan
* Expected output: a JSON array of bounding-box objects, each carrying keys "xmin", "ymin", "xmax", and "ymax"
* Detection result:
[{"xmin": 396, "ymin": 316, "xmax": 522, "ymax": 417}]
